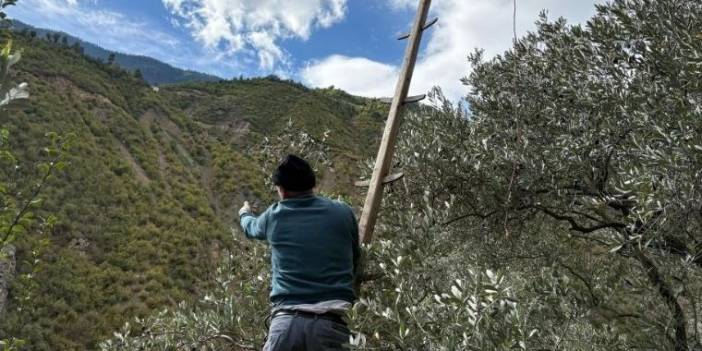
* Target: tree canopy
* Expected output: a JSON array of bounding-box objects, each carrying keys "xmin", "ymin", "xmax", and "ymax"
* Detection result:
[{"xmin": 353, "ymin": 0, "xmax": 701, "ymax": 349}]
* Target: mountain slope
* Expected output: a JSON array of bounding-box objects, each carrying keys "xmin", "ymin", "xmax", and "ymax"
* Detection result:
[
  {"xmin": 0, "ymin": 31, "xmax": 385, "ymax": 350},
  {"xmin": 11, "ymin": 20, "xmax": 221, "ymax": 85}
]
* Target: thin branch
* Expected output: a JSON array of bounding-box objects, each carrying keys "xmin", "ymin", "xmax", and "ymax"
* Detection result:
[
  {"xmin": 635, "ymin": 249, "xmax": 688, "ymax": 351},
  {"xmin": 559, "ymin": 261, "xmax": 599, "ymax": 306},
  {"xmin": 569, "ymin": 233, "xmax": 611, "ymax": 247},
  {"xmin": 3, "ymin": 164, "xmax": 53, "ymax": 243},
  {"xmin": 535, "ymin": 205, "xmax": 625, "ymax": 234}
]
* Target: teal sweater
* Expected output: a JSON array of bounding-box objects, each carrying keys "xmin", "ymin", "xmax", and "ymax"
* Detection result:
[{"xmin": 239, "ymin": 194, "xmax": 359, "ymax": 305}]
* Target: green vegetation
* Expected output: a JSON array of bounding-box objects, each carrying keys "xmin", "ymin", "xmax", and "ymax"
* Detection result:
[
  {"xmin": 2, "ymin": 0, "xmax": 701, "ymax": 350},
  {"xmin": 101, "ymin": 0, "xmax": 702, "ymax": 350},
  {"xmin": 353, "ymin": 1, "xmax": 702, "ymax": 349},
  {"xmin": 0, "ymin": 4, "xmax": 74, "ymax": 349},
  {"xmin": 0, "ymin": 24, "xmax": 385, "ymax": 350}
]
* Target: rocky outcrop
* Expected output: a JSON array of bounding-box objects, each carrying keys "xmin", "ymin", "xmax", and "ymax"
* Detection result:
[{"xmin": 0, "ymin": 245, "xmax": 16, "ymax": 317}]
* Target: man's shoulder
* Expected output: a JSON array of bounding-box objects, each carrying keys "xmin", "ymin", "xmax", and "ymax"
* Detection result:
[{"xmin": 316, "ymin": 195, "xmax": 353, "ymax": 212}]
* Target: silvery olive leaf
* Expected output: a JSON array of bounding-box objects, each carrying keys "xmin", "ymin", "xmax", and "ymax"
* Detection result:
[{"xmin": 0, "ymin": 82, "xmax": 29, "ymax": 106}]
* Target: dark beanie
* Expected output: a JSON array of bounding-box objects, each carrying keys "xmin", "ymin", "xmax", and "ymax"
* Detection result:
[{"xmin": 272, "ymin": 154, "xmax": 316, "ymax": 191}]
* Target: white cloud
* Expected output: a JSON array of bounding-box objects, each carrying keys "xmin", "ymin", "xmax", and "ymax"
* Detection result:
[
  {"xmin": 302, "ymin": 0, "xmax": 605, "ymax": 101},
  {"xmin": 11, "ymin": 0, "xmax": 180, "ymax": 58},
  {"xmin": 302, "ymin": 55, "xmax": 398, "ymax": 97},
  {"xmin": 162, "ymin": 0, "xmax": 348, "ymax": 71},
  {"xmin": 6, "ymin": 0, "xmax": 250, "ymax": 79}
]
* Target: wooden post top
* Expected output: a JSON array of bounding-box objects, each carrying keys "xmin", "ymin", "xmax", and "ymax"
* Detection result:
[{"xmin": 358, "ymin": 0, "xmax": 433, "ymax": 244}]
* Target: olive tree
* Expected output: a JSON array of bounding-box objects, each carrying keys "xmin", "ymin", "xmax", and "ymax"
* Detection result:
[
  {"xmin": 464, "ymin": 1, "xmax": 700, "ymax": 349},
  {"xmin": 353, "ymin": 0, "xmax": 701, "ymax": 349}
]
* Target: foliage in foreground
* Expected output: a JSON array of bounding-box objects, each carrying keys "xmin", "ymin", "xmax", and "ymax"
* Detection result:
[
  {"xmin": 0, "ymin": 5, "xmax": 75, "ymax": 350},
  {"xmin": 101, "ymin": 0, "xmax": 702, "ymax": 350}
]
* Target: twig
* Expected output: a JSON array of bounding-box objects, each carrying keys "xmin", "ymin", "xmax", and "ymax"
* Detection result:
[
  {"xmin": 3, "ymin": 163, "xmax": 53, "ymax": 243},
  {"xmin": 535, "ymin": 205, "xmax": 625, "ymax": 234},
  {"xmin": 558, "ymin": 261, "xmax": 598, "ymax": 305},
  {"xmin": 503, "ymin": 0, "xmax": 521, "ymax": 238}
]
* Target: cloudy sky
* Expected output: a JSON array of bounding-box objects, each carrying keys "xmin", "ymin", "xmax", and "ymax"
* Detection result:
[{"xmin": 10, "ymin": 0, "xmax": 604, "ymax": 100}]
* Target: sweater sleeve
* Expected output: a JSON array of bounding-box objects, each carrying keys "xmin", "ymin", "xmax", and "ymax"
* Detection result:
[{"xmin": 240, "ymin": 208, "xmax": 270, "ymax": 241}]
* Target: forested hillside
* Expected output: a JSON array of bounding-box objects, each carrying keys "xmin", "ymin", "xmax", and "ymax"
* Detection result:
[{"xmin": 0, "ymin": 29, "xmax": 384, "ymax": 349}]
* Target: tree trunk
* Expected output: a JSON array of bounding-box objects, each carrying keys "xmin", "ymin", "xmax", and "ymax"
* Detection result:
[
  {"xmin": 0, "ymin": 244, "xmax": 16, "ymax": 317},
  {"xmin": 635, "ymin": 250, "xmax": 688, "ymax": 351}
]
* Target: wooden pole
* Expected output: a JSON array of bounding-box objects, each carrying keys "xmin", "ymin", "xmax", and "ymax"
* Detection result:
[{"xmin": 358, "ymin": 0, "xmax": 432, "ymax": 244}]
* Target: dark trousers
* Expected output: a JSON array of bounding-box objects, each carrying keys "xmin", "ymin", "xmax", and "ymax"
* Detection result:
[{"xmin": 263, "ymin": 312, "xmax": 350, "ymax": 351}]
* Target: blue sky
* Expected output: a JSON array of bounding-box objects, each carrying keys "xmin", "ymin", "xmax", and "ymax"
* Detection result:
[{"xmin": 9, "ymin": 0, "xmax": 603, "ymax": 100}]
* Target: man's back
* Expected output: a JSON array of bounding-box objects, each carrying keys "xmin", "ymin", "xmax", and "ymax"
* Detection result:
[
  {"xmin": 238, "ymin": 154, "xmax": 358, "ymax": 350},
  {"xmin": 240, "ymin": 194, "xmax": 359, "ymax": 305}
]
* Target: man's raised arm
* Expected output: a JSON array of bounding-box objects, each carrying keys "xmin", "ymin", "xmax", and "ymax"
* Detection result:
[{"xmin": 239, "ymin": 201, "xmax": 269, "ymax": 240}]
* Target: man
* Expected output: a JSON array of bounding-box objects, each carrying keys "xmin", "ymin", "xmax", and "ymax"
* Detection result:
[{"xmin": 239, "ymin": 154, "xmax": 360, "ymax": 351}]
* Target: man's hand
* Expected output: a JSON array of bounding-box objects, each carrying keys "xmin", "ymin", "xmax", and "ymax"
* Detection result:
[{"xmin": 239, "ymin": 201, "xmax": 252, "ymax": 217}]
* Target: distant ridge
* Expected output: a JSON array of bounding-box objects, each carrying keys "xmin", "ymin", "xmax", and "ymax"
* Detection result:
[{"xmin": 11, "ymin": 20, "xmax": 222, "ymax": 86}]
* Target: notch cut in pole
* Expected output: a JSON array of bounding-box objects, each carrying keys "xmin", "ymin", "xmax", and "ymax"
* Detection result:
[
  {"xmin": 354, "ymin": 172, "xmax": 404, "ymax": 187},
  {"xmin": 378, "ymin": 94, "xmax": 426, "ymax": 105},
  {"xmin": 358, "ymin": 0, "xmax": 432, "ymax": 244},
  {"xmin": 397, "ymin": 17, "xmax": 438, "ymax": 40}
]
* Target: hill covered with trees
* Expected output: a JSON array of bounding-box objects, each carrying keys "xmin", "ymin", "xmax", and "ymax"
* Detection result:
[
  {"xmin": 0, "ymin": 27, "xmax": 385, "ymax": 349},
  {"xmin": 11, "ymin": 20, "xmax": 221, "ymax": 86}
]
